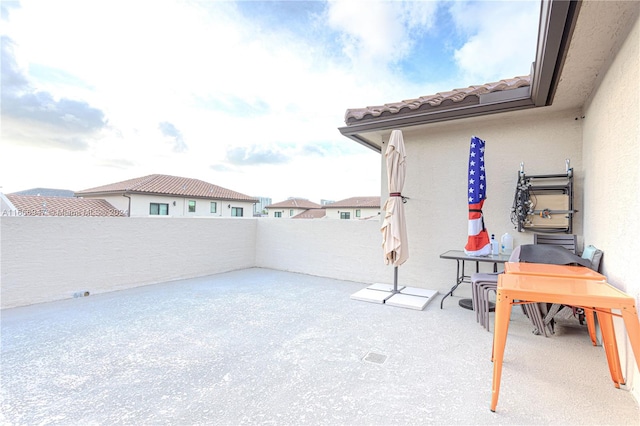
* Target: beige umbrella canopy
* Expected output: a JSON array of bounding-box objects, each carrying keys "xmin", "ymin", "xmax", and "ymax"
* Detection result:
[
  {"xmin": 351, "ymin": 128, "xmax": 436, "ymax": 309},
  {"xmin": 381, "ymin": 130, "xmax": 409, "ymax": 291}
]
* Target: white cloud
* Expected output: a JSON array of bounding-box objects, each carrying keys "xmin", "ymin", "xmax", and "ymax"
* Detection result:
[
  {"xmin": 226, "ymin": 145, "xmax": 290, "ymax": 166},
  {"xmin": 0, "ymin": 0, "xmax": 539, "ymax": 202},
  {"xmin": 326, "ymin": 0, "xmax": 438, "ymax": 71},
  {"xmin": 327, "ymin": 0, "xmax": 410, "ymax": 63},
  {"xmin": 449, "ymin": 1, "xmax": 540, "ymax": 84},
  {"xmin": 158, "ymin": 121, "xmax": 187, "ymax": 153}
]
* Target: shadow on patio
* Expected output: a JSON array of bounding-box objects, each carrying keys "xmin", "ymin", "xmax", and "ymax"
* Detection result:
[{"xmin": 2, "ymin": 268, "xmax": 638, "ymax": 425}]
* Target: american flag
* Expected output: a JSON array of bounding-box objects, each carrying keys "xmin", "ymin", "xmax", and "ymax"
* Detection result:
[{"xmin": 464, "ymin": 136, "xmax": 491, "ymax": 256}]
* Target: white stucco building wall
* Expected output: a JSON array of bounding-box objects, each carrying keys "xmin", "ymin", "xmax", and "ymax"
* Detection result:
[
  {"xmin": 267, "ymin": 207, "xmax": 308, "ymax": 218},
  {"xmin": 378, "ymin": 107, "xmax": 583, "ymax": 290},
  {"xmin": 581, "ymin": 11, "xmax": 639, "ymax": 398},
  {"xmin": 94, "ymin": 194, "xmax": 255, "ymax": 217},
  {"xmin": 324, "ymin": 207, "xmax": 380, "ymax": 220}
]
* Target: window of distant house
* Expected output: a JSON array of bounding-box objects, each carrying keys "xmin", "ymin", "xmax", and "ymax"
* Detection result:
[
  {"xmin": 340, "ymin": 212, "xmax": 350, "ymax": 219},
  {"xmin": 188, "ymin": 200, "xmax": 196, "ymax": 213},
  {"xmin": 356, "ymin": 209, "xmax": 361, "ymax": 218},
  {"xmin": 231, "ymin": 207, "xmax": 243, "ymax": 217},
  {"xmin": 150, "ymin": 203, "xmax": 169, "ymax": 216},
  {"xmin": 274, "ymin": 211, "xmax": 282, "ymax": 218},
  {"xmin": 210, "ymin": 202, "xmax": 217, "ymax": 213},
  {"xmin": 289, "ymin": 209, "xmax": 294, "ymax": 216}
]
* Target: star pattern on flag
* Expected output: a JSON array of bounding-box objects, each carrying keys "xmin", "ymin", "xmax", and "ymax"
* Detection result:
[{"xmin": 468, "ymin": 136, "xmax": 487, "ymax": 204}]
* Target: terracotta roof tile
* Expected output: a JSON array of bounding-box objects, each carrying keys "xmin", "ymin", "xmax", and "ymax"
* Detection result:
[
  {"xmin": 266, "ymin": 198, "xmax": 322, "ymax": 209},
  {"xmin": 11, "ymin": 188, "xmax": 75, "ymax": 197},
  {"xmin": 6, "ymin": 195, "xmax": 125, "ymax": 217},
  {"xmin": 324, "ymin": 196, "xmax": 381, "ymax": 208},
  {"xmin": 345, "ymin": 75, "xmax": 531, "ymax": 124},
  {"xmin": 76, "ymin": 174, "xmax": 257, "ymax": 202},
  {"xmin": 292, "ymin": 209, "xmax": 326, "ymax": 219}
]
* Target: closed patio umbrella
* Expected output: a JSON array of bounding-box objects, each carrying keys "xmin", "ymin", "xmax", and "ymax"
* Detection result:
[
  {"xmin": 464, "ymin": 136, "xmax": 491, "ymax": 256},
  {"xmin": 351, "ymin": 129, "xmax": 436, "ymax": 310},
  {"xmin": 381, "ymin": 129, "xmax": 408, "ymax": 292}
]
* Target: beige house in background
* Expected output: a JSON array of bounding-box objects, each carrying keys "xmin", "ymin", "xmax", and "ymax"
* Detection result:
[
  {"xmin": 324, "ymin": 196, "xmax": 380, "ymax": 220},
  {"xmin": 340, "ymin": 1, "xmax": 640, "ymax": 400},
  {"xmin": 265, "ymin": 198, "xmax": 322, "ymax": 218},
  {"xmin": 267, "ymin": 197, "xmax": 381, "ymax": 219},
  {"xmin": 76, "ymin": 174, "xmax": 257, "ymax": 218}
]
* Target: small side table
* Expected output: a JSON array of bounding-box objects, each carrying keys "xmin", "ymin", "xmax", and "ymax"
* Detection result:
[{"xmin": 439, "ymin": 250, "xmax": 510, "ymax": 309}]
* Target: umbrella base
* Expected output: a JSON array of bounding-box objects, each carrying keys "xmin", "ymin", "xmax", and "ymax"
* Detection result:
[
  {"xmin": 351, "ymin": 284, "xmax": 438, "ymax": 311},
  {"xmin": 386, "ymin": 290, "xmax": 437, "ymax": 310},
  {"xmin": 350, "ymin": 287, "xmax": 395, "ymax": 304}
]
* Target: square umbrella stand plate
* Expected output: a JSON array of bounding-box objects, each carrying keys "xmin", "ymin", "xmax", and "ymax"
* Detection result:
[
  {"xmin": 351, "ymin": 284, "xmax": 438, "ymax": 311},
  {"xmin": 350, "ymin": 283, "xmax": 404, "ymax": 304},
  {"xmin": 386, "ymin": 287, "xmax": 438, "ymax": 310}
]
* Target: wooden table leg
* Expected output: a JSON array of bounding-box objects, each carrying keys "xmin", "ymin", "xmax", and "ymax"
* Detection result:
[
  {"xmin": 491, "ymin": 289, "xmax": 512, "ymax": 412},
  {"xmin": 597, "ymin": 308, "xmax": 625, "ymax": 387},
  {"xmin": 620, "ymin": 304, "xmax": 640, "ymax": 370},
  {"xmin": 584, "ymin": 308, "xmax": 597, "ymax": 346}
]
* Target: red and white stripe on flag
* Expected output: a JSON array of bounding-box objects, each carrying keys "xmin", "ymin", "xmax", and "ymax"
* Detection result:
[{"xmin": 465, "ymin": 200, "xmax": 491, "ymax": 255}]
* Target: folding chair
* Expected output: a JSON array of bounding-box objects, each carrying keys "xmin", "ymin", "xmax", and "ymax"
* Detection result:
[
  {"xmin": 471, "ymin": 247, "xmax": 521, "ymax": 331},
  {"xmin": 533, "ymin": 233, "xmax": 577, "ymax": 253}
]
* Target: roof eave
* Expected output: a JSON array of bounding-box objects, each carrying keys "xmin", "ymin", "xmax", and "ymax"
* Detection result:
[
  {"xmin": 339, "ymin": 0, "xmax": 580, "ymax": 153},
  {"xmin": 531, "ymin": 0, "xmax": 580, "ymax": 107},
  {"xmin": 339, "ymin": 90, "xmax": 533, "ymax": 153}
]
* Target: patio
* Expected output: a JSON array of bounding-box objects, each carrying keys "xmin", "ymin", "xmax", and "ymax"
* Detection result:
[{"xmin": 1, "ymin": 268, "xmax": 638, "ymax": 425}]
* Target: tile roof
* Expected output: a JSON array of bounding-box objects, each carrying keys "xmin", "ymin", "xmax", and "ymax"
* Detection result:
[
  {"xmin": 11, "ymin": 188, "xmax": 75, "ymax": 197},
  {"xmin": 6, "ymin": 195, "xmax": 125, "ymax": 217},
  {"xmin": 344, "ymin": 75, "xmax": 531, "ymax": 124},
  {"xmin": 76, "ymin": 174, "xmax": 257, "ymax": 202},
  {"xmin": 324, "ymin": 196, "xmax": 381, "ymax": 209},
  {"xmin": 292, "ymin": 209, "xmax": 327, "ymax": 219},
  {"xmin": 265, "ymin": 198, "xmax": 322, "ymax": 209}
]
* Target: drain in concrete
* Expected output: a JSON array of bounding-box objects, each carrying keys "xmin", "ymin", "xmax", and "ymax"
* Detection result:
[{"xmin": 363, "ymin": 352, "xmax": 388, "ymax": 365}]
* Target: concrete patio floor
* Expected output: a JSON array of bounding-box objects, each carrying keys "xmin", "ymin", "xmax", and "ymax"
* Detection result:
[{"xmin": 1, "ymin": 268, "xmax": 638, "ymax": 425}]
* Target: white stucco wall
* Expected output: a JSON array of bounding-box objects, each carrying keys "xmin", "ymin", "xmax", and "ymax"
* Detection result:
[
  {"xmin": 0, "ymin": 217, "xmax": 257, "ymax": 308},
  {"xmin": 0, "ymin": 217, "xmax": 391, "ymax": 309},
  {"xmin": 255, "ymin": 218, "xmax": 389, "ymax": 283},
  {"xmin": 379, "ymin": 107, "xmax": 584, "ymax": 290},
  {"xmin": 581, "ymin": 12, "xmax": 640, "ymax": 397}
]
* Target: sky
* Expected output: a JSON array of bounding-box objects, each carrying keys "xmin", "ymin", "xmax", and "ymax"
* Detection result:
[{"xmin": 0, "ymin": 0, "xmax": 541, "ymax": 203}]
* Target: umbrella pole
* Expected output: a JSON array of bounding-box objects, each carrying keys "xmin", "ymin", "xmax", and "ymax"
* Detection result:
[{"xmin": 393, "ymin": 266, "xmax": 398, "ymax": 293}]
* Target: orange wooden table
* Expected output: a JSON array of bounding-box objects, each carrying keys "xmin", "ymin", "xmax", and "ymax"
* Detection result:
[
  {"xmin": 504, "ymin": 262, "xmax": 607, "ymax": 346},
  {"xmin": 504, "ymin": 262, "xmax": 606, "ymax": 280},
  {"xmin": 491, "ymin": 274, "xmax": 640, "ymax": 412}
]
